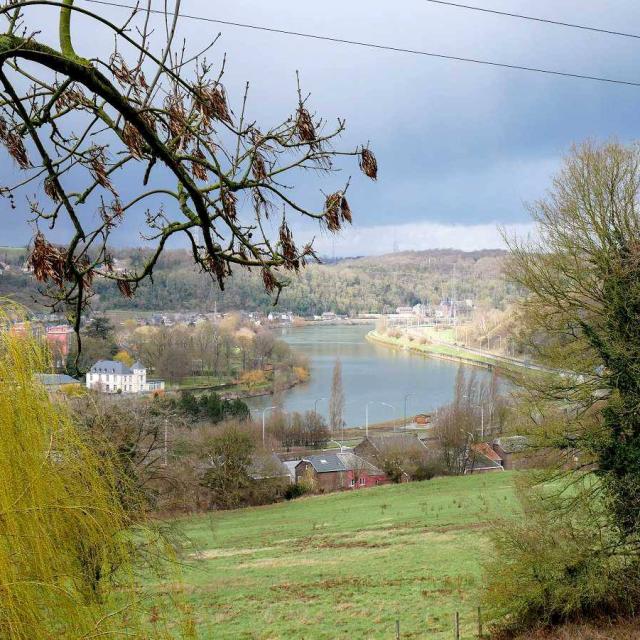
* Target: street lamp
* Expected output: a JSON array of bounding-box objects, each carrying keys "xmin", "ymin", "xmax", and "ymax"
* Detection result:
[
  {"xmin": 365, "ymin": 400, "xmax": 396, "ymax": 437},
  {"xmin": 403, "ymin": 393, "xmax": 414, "ymax": 431},
  {"xmin": 314, "ymin": 396, "xmax": 327, "ymax": 414}
]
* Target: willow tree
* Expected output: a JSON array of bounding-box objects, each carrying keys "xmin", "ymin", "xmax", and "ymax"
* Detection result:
[
  {"xmin": 0, "ymin": 306, "xmax": 190, "ymax": 638},
  {"xmin": 0, "ymin": 1, "xmax": 377, "ymax": 347}
]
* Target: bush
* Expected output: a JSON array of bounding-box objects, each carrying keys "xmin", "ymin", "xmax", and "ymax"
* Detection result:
[
  {"xmin": 413, "ymin": 460, "xmax": 445, "ymax": 481},
  {"xmin": 284, "ymin": 483, "xmax": 308, "ymax": 500},
  {"xmin": 484, "ymin": 477, "xmax": 640, "ymax": 637}
]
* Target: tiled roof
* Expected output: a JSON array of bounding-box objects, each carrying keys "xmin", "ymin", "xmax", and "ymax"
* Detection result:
[
  {"xmin": 90, "ymin": 360, "xmax": 146, "ymax": 375},
  {"xmin": 35, "ymin": 373, "xmax": 79, "ymax": 386},
  {"xmin": 248, "ymin": 453, "xmax": 289, "ymax": 480},
  {"xmin": 90, "ymin": 360, "xmax": 131, "ymax": 374},
  {"xmin": 301, "ymin": 452, "xmax": 384, "ymax": 476},
  {"xmin": 472, "ymin": 442, "xmax": 503, "ymax": 463},
  {"xmin": 367, "ymin": 433, "xmax": 429, "ymax": 451},
  {"xmin": 494, "ymin": 436, "xmax": 529, "ymax": 454}
]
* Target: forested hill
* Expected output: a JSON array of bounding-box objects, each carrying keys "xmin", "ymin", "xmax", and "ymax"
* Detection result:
[{"xmin": 2, "ymin": 247, "xmax": 517, "ymax": 315}]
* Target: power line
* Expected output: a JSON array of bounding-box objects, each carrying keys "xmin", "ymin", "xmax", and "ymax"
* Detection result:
[
  {"xmin": 80, "ymin": 0, "xmax": 640, "ymax": 88},
  {"xmin": 423, "ymin": 0, "xmax": 640, "ymax": 41}
]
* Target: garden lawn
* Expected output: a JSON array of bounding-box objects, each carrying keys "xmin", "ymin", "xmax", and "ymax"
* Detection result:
[{"xmin": 160, "ymin": 472, "xmax": 517, "ymax": 639}]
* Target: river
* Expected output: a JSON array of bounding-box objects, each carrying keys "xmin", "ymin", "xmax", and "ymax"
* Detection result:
[{"xmin": 245, "ymin": 323, "xmax": 495, "ymax": 428}]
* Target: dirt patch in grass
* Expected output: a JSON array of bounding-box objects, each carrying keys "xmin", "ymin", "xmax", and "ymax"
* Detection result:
[
  {"xmin": 190, "ymin": 547, "xmax": 275, "ymax": 560},
  {"xmin": 237, "ymin": 557, "xmax": 339, "ymax": 569}
]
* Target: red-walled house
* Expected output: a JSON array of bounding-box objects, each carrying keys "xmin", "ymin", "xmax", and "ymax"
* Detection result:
[
  {"xmin": 10, "ymin": 322, "xmax": 73, "ymax": 368},
  {"xmin": 294, "ymin": 451, "xmax": 388, "ymax": 493}
]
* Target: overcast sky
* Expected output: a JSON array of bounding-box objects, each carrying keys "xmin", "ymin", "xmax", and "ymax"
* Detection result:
[{"xmin": 2, "ymin": 0, "xmax": 640, "ymax": 255}]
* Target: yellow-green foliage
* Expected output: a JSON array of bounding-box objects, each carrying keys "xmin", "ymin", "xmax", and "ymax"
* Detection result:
[{"xmin": 0, "ymin": 305, "xmax": 192, "ymax": 639}]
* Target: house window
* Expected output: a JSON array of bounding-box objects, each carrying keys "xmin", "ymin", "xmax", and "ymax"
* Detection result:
[
  {"xmin": 350, "ymin": 478, "xmax": 355, "ymax": 487},
  {"xmin": 359, "ymin": 477, "xmax": 366, "ymax": 486}
]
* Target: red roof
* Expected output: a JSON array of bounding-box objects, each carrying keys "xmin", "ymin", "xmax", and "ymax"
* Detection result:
[{"xmin": 472, "ymin": 442, "xmax": 502, "ymax": 463}]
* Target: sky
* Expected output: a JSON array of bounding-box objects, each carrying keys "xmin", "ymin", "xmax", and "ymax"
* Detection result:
[{"xmin": 2, "ymin": 0, "xmax": 640, "ymax": 255}]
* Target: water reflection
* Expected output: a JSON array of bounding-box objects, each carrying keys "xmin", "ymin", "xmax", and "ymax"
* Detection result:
[{"xmin": 245, "ymin": 324, "xmax": 495, "ymax": 428}]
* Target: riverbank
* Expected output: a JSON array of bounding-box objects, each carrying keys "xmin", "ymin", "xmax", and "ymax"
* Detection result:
[{"xmin": 366, "ymin": 329, "xmax": 539, "ymax": 376}]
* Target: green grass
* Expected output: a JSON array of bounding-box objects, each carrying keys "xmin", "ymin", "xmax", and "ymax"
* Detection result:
[{"xmin": 162, "ymin": 472, "xmax": 517, "ymax": 639}]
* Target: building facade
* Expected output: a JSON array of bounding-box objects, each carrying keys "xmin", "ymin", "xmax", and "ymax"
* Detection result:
[
  {"xmin": 85, "ymin": 360, "xmax": 164, "ymax": 394},
  {"xmin": 294, "ymin": 452, "xmax": 388, "ymax": 493}
]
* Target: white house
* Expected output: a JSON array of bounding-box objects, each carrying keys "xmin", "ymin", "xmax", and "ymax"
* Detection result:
[{"xmin": 85, "ymin": 360, "xmax": 164, "ymax": 394}]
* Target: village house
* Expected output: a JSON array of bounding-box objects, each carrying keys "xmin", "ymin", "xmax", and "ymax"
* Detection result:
[
  {"xmin": 354, "ymin": 433, "xmax": 432, "ymax": 481},
  {"xmin": 294, "ymin": 452, "xmax": 387, "ymax": 493},
  {"xmin": 492, "ymin": 436, "xmax": 530, "ymax": 470},
  {"xmin": 85, "ymin": 360, "xmax": 165, "ymax": 394},
  {"xmin": 10, "ymin": 322, "xmax": 73, "ymax": 369},
  {"xmin": 35, "ymin": 373, "xmax": 81, "ymax": 392},
  {"xmin": 467, "ymin": 442, "xmax": 504, "ymax": 473}
]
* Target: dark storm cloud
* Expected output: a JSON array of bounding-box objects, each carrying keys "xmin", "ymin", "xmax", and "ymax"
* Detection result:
[{"xmin": 1, "ymin": 0, "xmax": 639, "ymax": 252}]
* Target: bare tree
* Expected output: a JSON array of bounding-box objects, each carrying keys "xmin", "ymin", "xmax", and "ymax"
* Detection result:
[
  {"xmin": 329, "ymin": 357, "xmax": 345, "ymax": 434},
  {"xmin": 0, "ymin": 1, "xmax": 377, "ymax": 352}
]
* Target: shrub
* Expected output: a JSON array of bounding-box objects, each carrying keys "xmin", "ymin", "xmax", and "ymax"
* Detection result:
[
  {"xmin": 284, "ymin": 483, "xmax": 308, "ymax": 500},
  {"xmin": 484, "ymin": 477, "xmax": 640, "ymax": 637},
  {"xmin": 413, "ymin": 460, "xmax": 445, "ymax": 481}
]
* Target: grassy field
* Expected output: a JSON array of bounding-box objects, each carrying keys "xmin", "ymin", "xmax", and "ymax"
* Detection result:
[{"xmin": 165, "ymin": 472, "xmax": 517, "ymax": 639}]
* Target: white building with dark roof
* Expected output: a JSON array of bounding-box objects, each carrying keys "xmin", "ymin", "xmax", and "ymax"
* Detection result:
[{"xmin": 85, "ymin": 360, "xmax": 164, "ymax": 394}]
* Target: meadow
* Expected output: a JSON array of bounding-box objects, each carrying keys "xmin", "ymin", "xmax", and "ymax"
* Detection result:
[{"xmin": 167, "ymin": 472, "xmax": 517, "ymax": 639}]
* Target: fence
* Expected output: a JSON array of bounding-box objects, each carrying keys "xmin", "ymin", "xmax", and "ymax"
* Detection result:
[{"xmin": 393, "ymin": 606, "xmax": 485, "ymax": 639}]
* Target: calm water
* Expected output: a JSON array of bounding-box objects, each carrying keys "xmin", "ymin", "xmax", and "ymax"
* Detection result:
[{"xmin": 245, "ymin": 324, "xmax": 493, "ymax": 428}]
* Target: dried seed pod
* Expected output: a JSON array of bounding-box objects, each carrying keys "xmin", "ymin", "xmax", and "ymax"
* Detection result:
[
  {"xmin": 194, "ymin": 84, "xmax": 233, "ymax": 126},
  {"xmin": 279, "ymin": 222, "xmax": 299, "ymax": 270},
  {"xmin": 340, "ymin": 196, "xmax": 352, "ymax": 224},
  {"xmin": 252, "ymin": 153, "xmax": 267, "ymax": 182},
  {"xmin": 191, "ymin": 147, "xmax": 208, "ymax": 181},
  {"xmin": 262, "ymin": 267, "xmax": 278, "ymax": 293},
  {"xmin": 324, "ymin": 192, "xmax": 342, "ymax": 232},
  {"xmin": 122, "ymin": 122, "xmax": 144, "ymax": 160},
  {"xmin": 55, "ymin": 86, "xmax": 87, "ymax": 112},
  {"xmin": 0, "ymin": 117, "xmax": 29, "ymax": 169},
  {"xmin": 88, "ymin": 149, "xmax": 112, "ymax": 190},
  {"xmin": 222, "ymin": 190, "xmax": 237, "ymax": 219},
  {"xmin": 295, "ymin": 107, "xmax": 316, "ymax": 143},
  {"xmin": 43, "ymin": 177, "xmax": 60, "ymax": 202},
  {"xmin": 117, "ymin": 279, "xmax": 134, "ymax": 298},
  {"xmin": 205, "ymin": 250, "xmax": 229, "ymax": 289},
  {"xmin": 27, "ymin": 232, "xmax": 67, "ymax": 287},
  {"xmin": 207, "ymin": 85, "xmax": 232, "ymax": 124},
  {"xmin": 164, "ymin": 92, "xmax": 192, "ymax": 148},
  {"xmin": 109, "ymin": 52, "xmax": 135, "ymax": 87},
  {"xmin": 359, "ymin": 147, "xmax": 378, "ymax": 180},
  {"xmin": 300, "ymin": 242, "xmax": 319, "ymax": 267}
]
